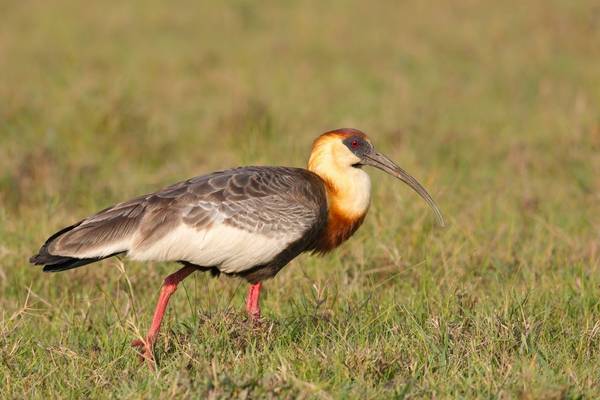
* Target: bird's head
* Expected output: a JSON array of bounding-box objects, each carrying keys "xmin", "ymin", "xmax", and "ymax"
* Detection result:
[{"xmin": 308, "ymin": 128, "xmax": 445, "ymax": 227}]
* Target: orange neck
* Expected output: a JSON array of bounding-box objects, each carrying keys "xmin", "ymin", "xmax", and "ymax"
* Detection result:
[{"xmin": 313, "ymin": 178, "xmax": 368, "ymax": 253}]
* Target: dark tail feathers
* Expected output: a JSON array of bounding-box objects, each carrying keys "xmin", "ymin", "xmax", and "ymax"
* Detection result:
[{"xmin": 30, "ymin": 223, "xmax": 122, "ymax": 272}]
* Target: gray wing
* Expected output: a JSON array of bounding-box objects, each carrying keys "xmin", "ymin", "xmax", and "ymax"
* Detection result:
[{"xmin": 34, "ymin": 167, "xmax": 327, "ymax": 267}]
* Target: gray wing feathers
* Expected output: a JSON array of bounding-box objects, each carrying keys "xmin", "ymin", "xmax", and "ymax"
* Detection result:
[
  {"xmin": 41, "ymin": 167, "xmax": 326, "ymax": 260},
  {"xmin": 46, "ymin": 197, "xmax": 146, "ymax": 257},
  {"xmin": 183, "ymin": 170, "xmax": 322, "ymax": 237}
]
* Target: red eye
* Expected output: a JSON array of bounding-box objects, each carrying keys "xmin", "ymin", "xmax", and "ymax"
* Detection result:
[{"xmin": 351, "ymin": 140, "xmax": 359, "ymax": 148}]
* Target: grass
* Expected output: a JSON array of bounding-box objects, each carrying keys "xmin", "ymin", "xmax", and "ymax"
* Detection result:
[{"xmin": 1, "ymin": 0, "xmax": 600, "ymax": 397}]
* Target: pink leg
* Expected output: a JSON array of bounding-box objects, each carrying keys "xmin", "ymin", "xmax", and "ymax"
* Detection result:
[
  {"xmin": 245, "ymin": 282, "xmax": 262, "ymax": 321},
  {"xmin": 132, "ymin": 265, "xmax": 197, "ymax": 362}
]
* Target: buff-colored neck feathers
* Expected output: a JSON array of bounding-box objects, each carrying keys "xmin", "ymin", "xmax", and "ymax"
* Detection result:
[
  {"xmin": 308, "ymin": 132, "xmax": 372, "ymax": 251},
  {"xmin": 308, "ymin": 133, "xmax": 372, "ymax": 218}
]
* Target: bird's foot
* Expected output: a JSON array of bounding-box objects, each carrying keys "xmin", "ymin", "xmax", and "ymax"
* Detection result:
[
  {"xmin": 247, "ymin": 309, "xmax": 262, "ymax": 326},
  {"xmin": 131, "ymin": 338, "xmax": 155, "ymax": 367}
]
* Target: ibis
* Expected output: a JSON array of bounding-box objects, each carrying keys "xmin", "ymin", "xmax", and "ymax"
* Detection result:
[{"xmin": 30, "ymin": 128, "xmax": 444, "ymax": 362}]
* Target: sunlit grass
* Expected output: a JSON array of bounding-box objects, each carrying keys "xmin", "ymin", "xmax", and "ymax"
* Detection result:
[{"xmin": 1, "ymin": 0, "xmax": 599, "ymax": 398}]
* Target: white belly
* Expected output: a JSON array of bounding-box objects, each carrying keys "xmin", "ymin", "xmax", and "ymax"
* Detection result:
[{"xmin": 128, "ymin": 224, "xmax": 295, "ymax": 273}]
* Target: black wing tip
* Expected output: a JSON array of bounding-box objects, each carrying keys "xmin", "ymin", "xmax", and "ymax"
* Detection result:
[
  {"xmin": 29, "ymin": 247, "xmax": 67, "ymax": 266},
  {"xmin": 29, "ymin": 249, "xmax": 61, "ymax": 266},
  {"xmin": 29, "ymin": 253, "xmax": 45, "ymax": 265},
  {"xmin": 29, "ymin": 250, "xmax": 79, "ymax": 272},
  {"xmin": 29, "ymin": 222, "xmax": 85, "ymax": 271},
  {"xmin": 29, "ymin": 251, "xmax": 125, "ymax": 272}
]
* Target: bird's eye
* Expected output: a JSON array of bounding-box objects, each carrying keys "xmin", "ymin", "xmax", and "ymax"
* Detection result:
[{"xmin": 351, "ymin": 140, "xmax": 359, "ymax": 148}]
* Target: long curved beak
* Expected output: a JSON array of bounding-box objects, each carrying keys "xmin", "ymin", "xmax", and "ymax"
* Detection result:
[{"xmin": 362, "ymin": 151, "xmax": 445, "ymax": 227}]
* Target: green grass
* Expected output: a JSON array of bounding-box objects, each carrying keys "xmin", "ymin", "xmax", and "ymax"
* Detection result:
[{"xmin": 1, "ymin": 0, "xmax": 600, "ymax": 398}]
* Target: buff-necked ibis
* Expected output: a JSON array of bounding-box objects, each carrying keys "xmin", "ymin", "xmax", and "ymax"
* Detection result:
[{"xmin": 30, "ymin": 128, "xmax": 444, "ymax": 363}]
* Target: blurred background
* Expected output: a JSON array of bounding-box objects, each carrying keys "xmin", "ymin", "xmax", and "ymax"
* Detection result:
[{"xmin": 1, "ymin": 0, "xmax": 599, "ymax": 397}]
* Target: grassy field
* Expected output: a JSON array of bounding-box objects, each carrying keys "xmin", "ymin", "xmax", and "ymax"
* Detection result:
[{"xmin": 1, "ymin": 0, "xmax": 600, "ymax": 398}]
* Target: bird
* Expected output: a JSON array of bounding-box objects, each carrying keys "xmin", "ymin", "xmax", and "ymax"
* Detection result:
[{"xmin": 30, "ymin": 128, "xmax": 444, "ymax": 363}]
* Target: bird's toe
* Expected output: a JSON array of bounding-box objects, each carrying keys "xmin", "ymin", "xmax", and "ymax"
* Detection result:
[{"xmin": 131, "ymin": 338, "xmax": 155, "ymax": 365}]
